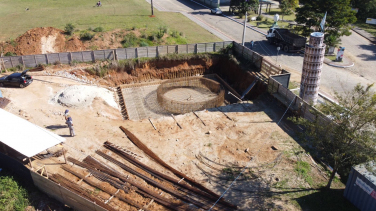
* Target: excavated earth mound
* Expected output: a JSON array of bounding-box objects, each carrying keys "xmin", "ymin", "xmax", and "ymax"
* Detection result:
[{"xmin": 1, "ymin": 27, "xmax": 85, "ymax": 55}]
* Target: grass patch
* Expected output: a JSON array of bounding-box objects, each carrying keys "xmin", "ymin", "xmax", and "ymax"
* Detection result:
[
  {"xmin": 266, "ymin": 8, "xmax": 296, "ymax": 21},
  {"xmin": 288, "ymin": 81, "xmax": 300, "ymax": 89},
  {"xmin": 325, "ymin": 55, "xmax": 343, "ymax": 63},
  {"xmin": 295, "ymin": 161, "xmax": 313, "ymax": 186},
  {"xmin": 250, "ymin": 17, "xmax": 290, "ymax": 29},
  {"xmin": 354, "ymin": 22, "xmax": 376, "ymax": 37},
  {"xmin": 0, "ymin": 0, "xmax": 220, "ymax": 43}
]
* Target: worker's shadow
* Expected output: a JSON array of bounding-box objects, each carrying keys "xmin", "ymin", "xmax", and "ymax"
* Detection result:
[{"xmin": 46, "ymin": 124, "xmax": 67, "ymax": 130}]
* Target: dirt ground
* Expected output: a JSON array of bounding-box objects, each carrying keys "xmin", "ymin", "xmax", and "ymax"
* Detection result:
[{"xmin": 0, "ymin": 63, "xmax": 345, "ymax": 210}]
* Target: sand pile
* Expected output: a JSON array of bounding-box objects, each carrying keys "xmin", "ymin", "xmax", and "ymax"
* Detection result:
[{"xmin": 52, "ymin": 85, "xmax": 118, "ymax": 109}]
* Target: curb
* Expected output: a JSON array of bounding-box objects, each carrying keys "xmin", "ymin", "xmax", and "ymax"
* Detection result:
[
  {"xmin": 189, "ymin": 0, "xmax": 267, "ymax": 36},
  {"xmin": 325, "ymin": 61, "xmax": 354, "ymax": 68}
]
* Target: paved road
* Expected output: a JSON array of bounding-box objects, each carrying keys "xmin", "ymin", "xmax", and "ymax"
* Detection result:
[{"xmin": 151, "ymin": 0, "xmax": 376, "ymax": 95}]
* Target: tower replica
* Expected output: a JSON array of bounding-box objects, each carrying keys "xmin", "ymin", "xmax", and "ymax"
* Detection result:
[{"xmin": 299, "ymin": 32, "xmax": 325, "ymax": 104}]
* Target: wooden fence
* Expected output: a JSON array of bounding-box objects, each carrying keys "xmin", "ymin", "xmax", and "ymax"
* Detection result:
[
  {"xmin": 233, "ymin": 42, "xmax": 283, "ymax": 78},
  {"xmin": 0, "ymin": 41, "xmax": 233, "ymax": 69},
  {"xmin": 268, "ymin": 76, "xmax": 331, "ymax": 122}
]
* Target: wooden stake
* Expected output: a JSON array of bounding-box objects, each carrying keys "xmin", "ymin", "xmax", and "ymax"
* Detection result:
[
  {"xmin": 193, "ymin": 111, "xmax": 206, "ymax": 126},
  {"xmin": 62, "ymin": 147, "xmax": 67, "ymax": 164},
  {"xmin": 216, "ymin": 107, "xmax": 233, "ymax": 121},
  {"xmin": 171, "ymin": 114, "xmax": 182, "ymax": 129},
  {"xmin": 148, "ymin": 118, "xmax": 157, "ymax": 130},
  {"xmin": 29, "ymin": 158, "xmax": 33, "ymax": 170}
]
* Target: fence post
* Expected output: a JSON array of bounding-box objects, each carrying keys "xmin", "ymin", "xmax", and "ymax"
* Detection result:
[
  {"xmin": 205, "ymin": 43, "xmax": 207, "ymax": 53},
  {"xmin": 46, "ymin": 54, "xmax": 49, "ymax": 64},
  {"xmin": 146, "ymin": 47, "xmax": 149, "ymax": 58},
  {"xmin": 10, "ymin": 57, "xmax": 14, "ymax": 67},
  {"xmin": 81, "ymin": 52, "xmax": 84, "ymax": 62},
  {"xmin": 34, "ymin": 55, "xmax": 37, "ymax": 67},
  {"xmin": 113, "ymin": 50, "xmax": 115, "ymax": 61},
  {"xmin": 125, "ymin": 49, "xmax": 127, "ymax": 59},
  {"xmin": 69, "ymin": 52, "xmax": 72, "ymax": 64},
  {"xmin": 92, "ymin": 51, "xmax": 95, "ymax": 62},
  {"xmin": 102, "ymin": 50, "xmax": 105, "ymax": 60},
  {"xmin": 156, "ymin": 46, "xmax": 159, "ymax": 57},
  {"xmin": 175, "ymin": 45, "xmax": 178, "ymax": 54},
  {"xmin": 57, "ymin": 53, "xmax": 61, "ymax": 64},
  {"xmin": 195, "ymin": 44, "xmax": 198, "ymax": 54},
  {"xmin": 21, "ymin": 56, "xmax": 25, "ymax": 68},
  {"xmin": 136, "ymin": 48, "xmax": 138, "ymax": 58},
  {"xmin": 186, "ymin": 44, "xmax": 188, "ymax": 54}
]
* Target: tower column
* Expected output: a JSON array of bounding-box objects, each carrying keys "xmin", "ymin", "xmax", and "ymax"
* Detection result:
[{"xmin": 299, "ymin": 32, "xmax": 326, "ymax": 104}]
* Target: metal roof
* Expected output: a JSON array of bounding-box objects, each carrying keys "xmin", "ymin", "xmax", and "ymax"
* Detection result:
[
  {"xmin": 0, "ymin": 108, "xmax": 65, "ymax": 158},
  {"xmin": 354, "ymin": 161, "xmax": 376, "ymax": 185}
]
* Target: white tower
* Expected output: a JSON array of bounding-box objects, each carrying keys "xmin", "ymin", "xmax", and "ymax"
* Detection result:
[{"xmin": 299, "ymin": 32, "xmax": 326, "ymax": 104}]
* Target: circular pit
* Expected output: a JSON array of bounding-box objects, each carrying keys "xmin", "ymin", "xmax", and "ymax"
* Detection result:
[{"xmin": 157, "ymin": 77, "xmax": 225, "ymax": 114}]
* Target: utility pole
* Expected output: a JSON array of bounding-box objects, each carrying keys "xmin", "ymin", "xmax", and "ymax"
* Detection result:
[
  {"xmin": 241, "ymin": 11, "xmax": 247, "ymax": 46},
  {"xmin": 151, "ymin": 0, "xmax": 154, "ymax": 16}
]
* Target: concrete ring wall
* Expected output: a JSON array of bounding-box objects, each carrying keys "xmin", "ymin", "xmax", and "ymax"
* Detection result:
[{"xmin": 157, "ymin": 77, "xmax": 225, "ymax": 114}]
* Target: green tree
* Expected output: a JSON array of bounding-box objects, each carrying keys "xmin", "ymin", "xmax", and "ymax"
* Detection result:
[
  {"xmin": 279, "ymin": 0, "xmax": 299, "ymax": 20},
  {"xmin": 295, "ymin": 0, "xmax": 356, "ymax": 44},
  {"xmin": 351, "ymin": 0, "xmax": 376, "ymax": 21},
  {"xmin": 230, "ymin": 0, "xmax": 259, "ymax": 15},
  {"xmin": 290, "ymin": 84, "xmax": 376, "ymax": 189}
]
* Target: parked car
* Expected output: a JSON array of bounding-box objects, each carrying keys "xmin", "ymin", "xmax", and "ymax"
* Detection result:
[
  {"xmin": 0, "ymin": 69, "xmax": 33, "ymax": 88},
  {"xmin": 210, "ymin": 8, "xmax": 222, "ymax": 15}
]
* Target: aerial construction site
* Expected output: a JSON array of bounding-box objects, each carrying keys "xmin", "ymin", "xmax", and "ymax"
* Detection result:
[{"xmin": 0, "ymin": 41, "xmax": 344, "ymax": 211}]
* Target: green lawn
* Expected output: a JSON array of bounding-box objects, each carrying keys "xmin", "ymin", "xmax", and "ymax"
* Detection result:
[
  {"xmin": 0, "ymin": 0, "xmax": 220, "ymax": 43},
  {"xmin": 267, "ymin": 8, "xmax": 296, "ymax": 21}
]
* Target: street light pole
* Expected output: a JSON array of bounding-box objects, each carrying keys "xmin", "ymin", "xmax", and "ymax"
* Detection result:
[{"xmin": 241, "ymin": 11, "xmax": 247, "ymax": 46}]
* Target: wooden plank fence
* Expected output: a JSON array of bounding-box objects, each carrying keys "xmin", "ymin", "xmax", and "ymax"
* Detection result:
[{"xmin": 0, "ymin": 42, "xmax": 233, "ymax": 69}]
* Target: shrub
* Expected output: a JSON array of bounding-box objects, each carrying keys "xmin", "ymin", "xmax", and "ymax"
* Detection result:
[
  {"xmin": 140, "ymin": 41, "xmax": 149, "ymax": 47},
  {"xmin": 131, "ymin": 26, "xmax": 136, "ymax": 30},
  {"xmin": 170, "ymin": 30, "xmax": 179, "ymax": 38},
  {"xmin": 93, "ymin": 27, "xmax": 104, "ymax": 32},
  {"xmin": 121, "ymin": 32, "xmax": 138, "ymax": 48},
  {"xmin": 238, "ymin": 13, "xmax": 244, "ymax": 19},
  {"xmin": 4, "ymin": 52, "xmax": 17, "ymax": 56},
  {"xmin": 0, "ymin": 175, "xmax": 29, "ymax": 211},
  {"xmin": 9, "ymin": 39, "xmax": 17, "ymax": 47},
  {"xmin": 80, "ymin": 31, "xmax": 95, "ymax": 40},
  {"xmin": 256, "ymin": 15, "xmax": 263, "ymax": 21},
  {"xmin": 64, "ymin": 23, "xmax": 75, "ymax": 35}
]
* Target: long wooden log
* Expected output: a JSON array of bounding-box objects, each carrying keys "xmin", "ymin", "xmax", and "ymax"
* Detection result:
[
  {"xmin": 68, "ymin": 157, "xmax": 183, "ymax": 211},
  {"xmin": 104, "ymin": 141, "xmax": 234, "ymax": 209},
  {"xmin": 61, "ymin": 164, "xmax": 152, "ymax": 211},
  {"xmin": 96, "ymin": 150, "xmax": 209, "ymax": 209},
  {"xmin": 119, "ymin": 126, "xmax": 237, "ymax": 209}
]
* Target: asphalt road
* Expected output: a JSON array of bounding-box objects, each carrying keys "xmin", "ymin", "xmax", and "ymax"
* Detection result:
[{"xmin": 151, "ymin": 0, "xmax": 376, "ymax": 95}]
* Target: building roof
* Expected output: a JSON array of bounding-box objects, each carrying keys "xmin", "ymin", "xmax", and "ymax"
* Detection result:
[
  {"xmin": 0, "ymin": 108, "xmax": 65, "ymax": 158},
  {"xmin": 355, "ymin": 160, "xmax": 376, "ymax": 185}
]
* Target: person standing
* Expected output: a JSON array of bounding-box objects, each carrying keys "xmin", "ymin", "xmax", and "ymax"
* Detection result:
[
  {"xmin": 64, "ymin": 109, "xmax": 70, "ymax": 121},
  {"xmin": 66, "ymin": 117, "xmax": 75, "ymax": 137}
]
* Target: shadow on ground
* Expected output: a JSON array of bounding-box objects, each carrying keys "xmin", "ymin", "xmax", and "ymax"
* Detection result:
[{"xmin": 46, "ymin": 124, "xmax": 67, "ymax": 130}]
